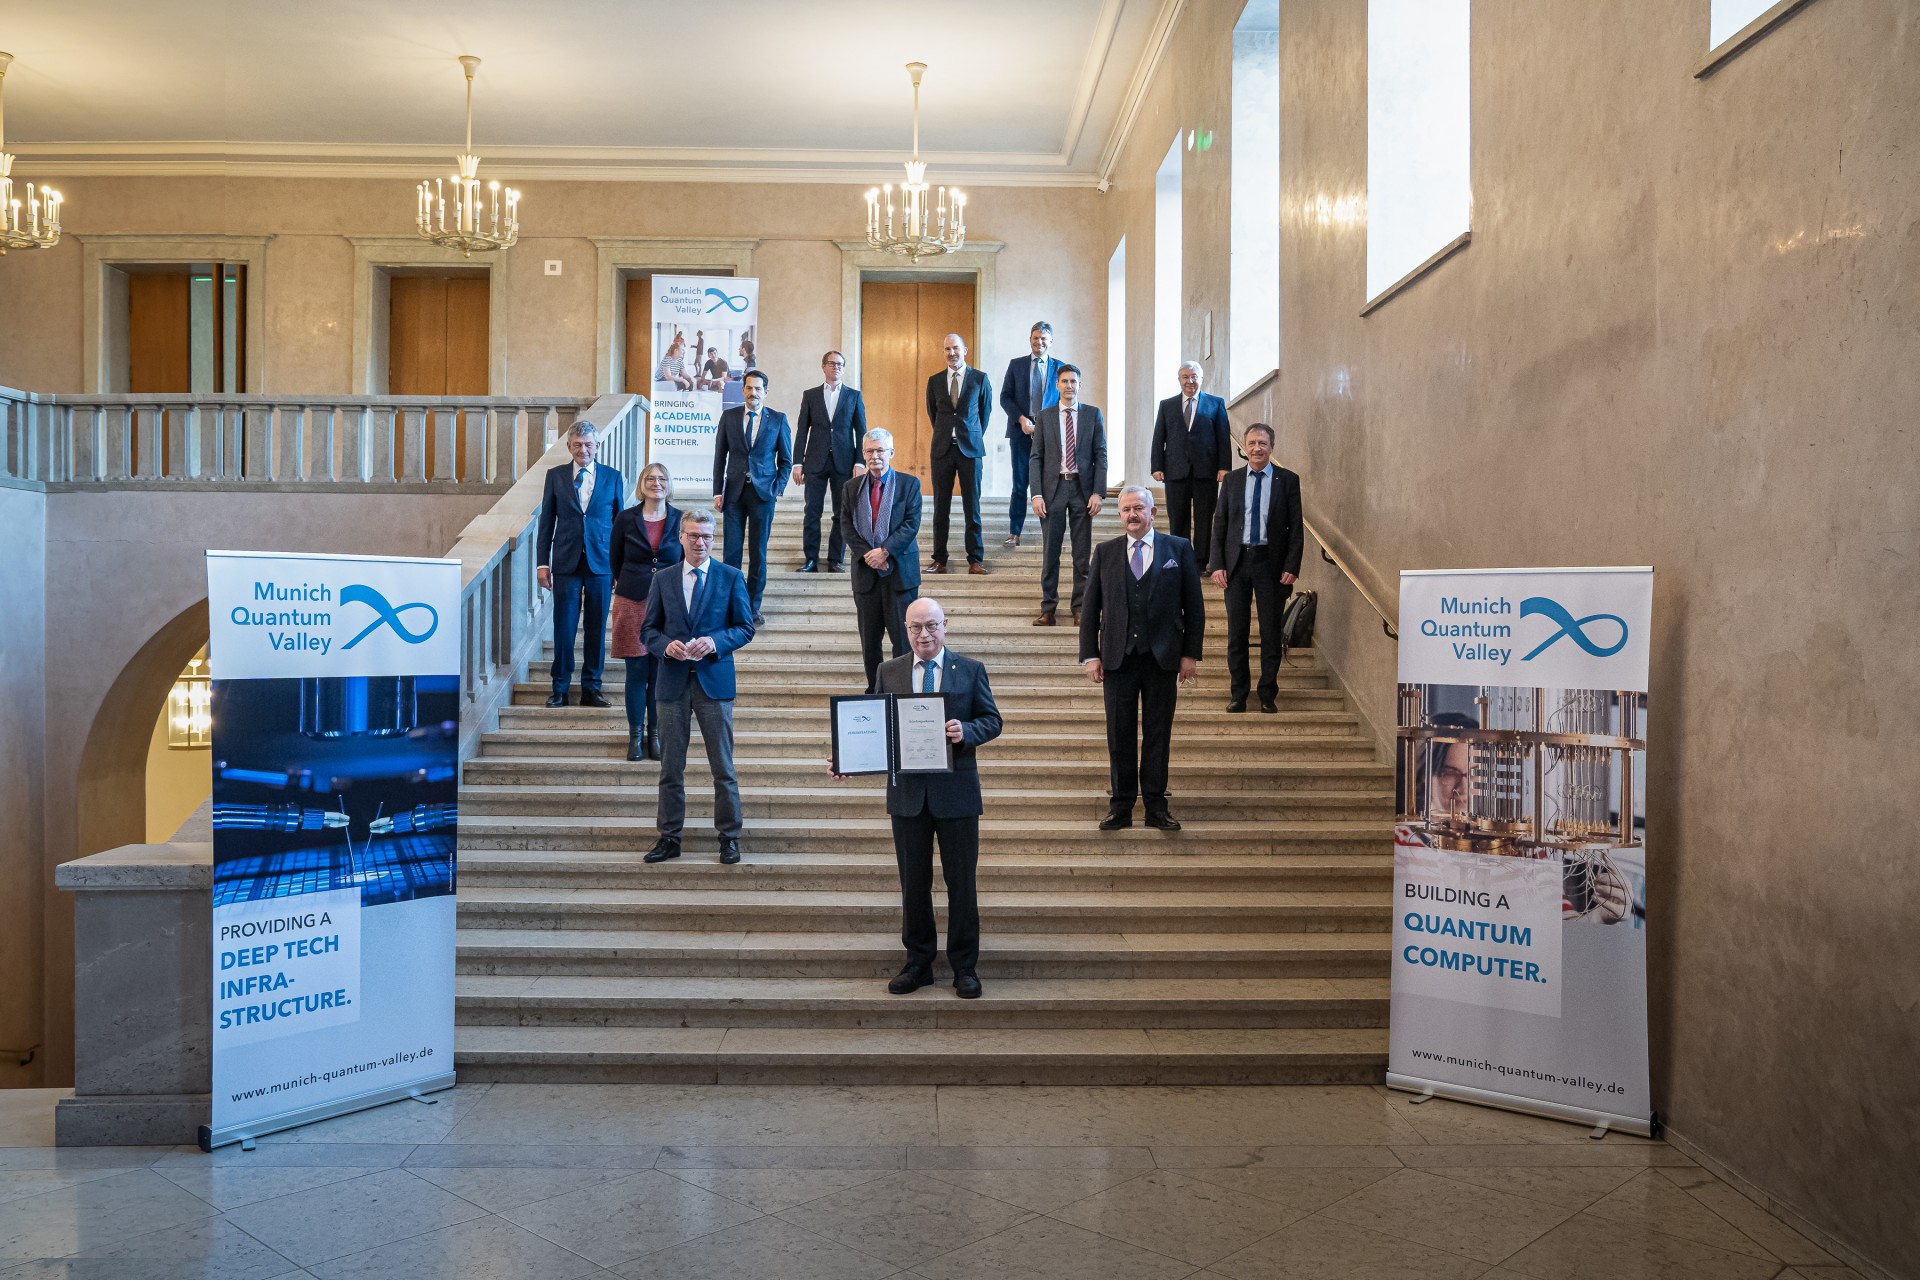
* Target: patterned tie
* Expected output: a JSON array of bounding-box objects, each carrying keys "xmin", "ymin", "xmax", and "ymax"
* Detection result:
[
  {"xmin": 1062, "ymin": 406, "xmax": 1076, "ymax": 472},
  {"xmin": 1131, "ymin": 540, "xmax": 1146, "ymax": 580},
  {"xmin": 574, "ymin": 466, "xmax": 588, "ymax": 511},
  {"xmin": 921, "ymin": 658, "xmax": 937, "ymax": 694},
  {"xmin": 1184, "ymin": 397, "xmax": 1195, "ymax": 432},
  {"xmin": 1250, "ymin": 469, "xmax": 1266, "ymax": 546},
  {"xmin": 950, "ymin": 370, "xmax": 961, "ymax": 405}
]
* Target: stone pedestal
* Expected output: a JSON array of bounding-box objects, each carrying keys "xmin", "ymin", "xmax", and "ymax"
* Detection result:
[{"xmin": 54, "ymin": 842, "xmax": 212, "ymax": 1145}]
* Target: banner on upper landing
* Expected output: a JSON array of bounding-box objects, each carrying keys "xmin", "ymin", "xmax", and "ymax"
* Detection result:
[
  {"xmin": 1388, "ymin": 567, "xmax": 1654, "ymax": 1135},
  {"xmin": 648, "ymin": 276, "xmax": 760, "ymax": 483}
]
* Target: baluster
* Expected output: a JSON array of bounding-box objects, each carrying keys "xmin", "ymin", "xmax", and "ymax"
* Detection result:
[
  {"xmin": 368, "ymin": 404, "xmax": 395, "ymax": 482},
  {"xmin": 462, "ymin": 404, "xmax": 489, "ymax": 484},
  {"xmin": 401, "ymin": 407, "xmax": 427, "ymax": 483},
  {"xmin": 243, "ymin": 404, "xmax": 273, "ymax": 480},
  {"xmin": 431, "ymin": 404, "xmax": 458, "ymax": 483},
  {"xmin": 180, "ymin": 402, "xmax": 203, "ymax": 479},
  {"xmin": 312, "ymin": 405, "xmax": 338, "ymax": 482},
  {"xmin": 277, "ymin": 404, "xmax": 304, "ymax": 481}
]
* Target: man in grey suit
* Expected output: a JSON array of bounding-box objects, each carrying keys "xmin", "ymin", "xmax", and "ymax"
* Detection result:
[{"xmin": 1028, "ymin": 363, "xmax": 1107, "ymax": 627}]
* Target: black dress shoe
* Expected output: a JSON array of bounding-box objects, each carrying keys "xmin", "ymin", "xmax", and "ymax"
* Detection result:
[
  {"xmin": 647, "ymin": 733, "xmax": 662, "ymax": 760},
  {"xmin": 644, "ymin": 837, "xmax": 681, "ymax": 863},
  {"xmin": 1259, "ymin": 698, "xmax": 1278, "ymax": 714},
  {"xmin": 581, "ymin": 691, "xmax": 611, "ymax": 708},
  {"xmin": 799, "ymin": 560, "xmax": 819, "ymax": 572},
  {"xmin": 1145, "ymin": 807, "xmax": 1182, "ymax": 832},
  {"xmin": 718, "ymin": 837, "xmax": 741, "ymax": 864},
  {"xmin": 1227, "ymin": 699, "xmax": 1247, "ymax": 713},
  {"xmin": 828, "ymin": 562, "xmax": 846, "ymax": 572},
  {"xmin": 545, "ymin": 692, "xmax": 568, "ymax": 708},
  {"xmin": 1099, "ymin": 807, "xmax": 1133, "ymax": 831},
  {"xmin": 626, "ymin": 730, "xmax": 645, "ymax": 761},
  {"xmin": 888, "ymin": 965, "xmax": 935, "ymax": 995},
  {"xmin": 953, "ymin": 972, "xmax": 982, "ymax": 999}
]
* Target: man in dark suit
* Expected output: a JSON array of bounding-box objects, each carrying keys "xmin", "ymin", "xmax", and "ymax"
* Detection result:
[
  {"xmin": 640, "ymin": 508, "xmax": 756, "ymax": 865},
  {"xmin": 536, "ymin": 421, "xmax": 625, "ymax": 708},
  {"xmin": 1079, "ymin": 485, "xmax": 1206, "ymax": 832},
  {"xmin": 712, "ymin": 368, "xmax": 792, "ymax": 625},
  {"xmin": 792, "ymin": 350, "xmax": 867, "ymax": 573},
  {"xmin": 1210, "ymin": 422, "xmax": 1304, "ymax": 713},
  {"xmin": 1150, "ymin": 360, "xmax": 1232, "ymax": 573},
  {"xmin": 1028, "ymin": 363, "xmax": 1106, "ymax": 627},
  {"xmin": 873, "ymin": 597, "xmax": 1002, "ymax": 999},
  {"xmin": 998, "ymin": 320, "xmax": 1062, "ymax": 549},
  {"xmin": 841, "ymin": 428, "xmax": 923, "ymax": 693},
  {"xmin": 924, "ymin": 333, "xmax": 994, "ymax": 575}
]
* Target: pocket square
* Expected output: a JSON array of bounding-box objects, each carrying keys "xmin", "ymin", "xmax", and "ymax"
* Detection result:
[{"xmin": 1161, "ymin": 558, "xmax": 1177, "ymax": 569}]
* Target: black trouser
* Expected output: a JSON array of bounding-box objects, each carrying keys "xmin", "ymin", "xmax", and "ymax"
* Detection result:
[
  {"xmin": 1038, "ymin": 476, "xmax": 1093, "ymax": 613},
  {"xmin": 854, "ymin": 584, "xmax": 914, "ymax": 692},
  {"xmin": 550, "ymin": 571, "xmax": 611, "ymax": 695},
  {"xmin": 1104, "ymin": 650, "xmax": 1179, "ymax": 808},
  {"xmin": 930, "ymin": 449, "xmax": 985, "ymax": 565},
  {"xmin": 1164, "ymin": 476, "xmax": 1220, "ymax": 569},
  {"xmin": 802, "ymin": 466, "xmax": 851, "ymax": 565},
  {"xmin": 722, "ymin": 487, "xmax": 775, "ymax": 614},
  {"xmin": 623, "ymin": 653, "xmax": 656, "ymax": 736},
  {"xmin": 1225, "ymin": 546, "xmax": 1290, "ymax": 704},
  {"xmin": 892, "ymin": 806, "xmax": 980, "ymax": 975}
]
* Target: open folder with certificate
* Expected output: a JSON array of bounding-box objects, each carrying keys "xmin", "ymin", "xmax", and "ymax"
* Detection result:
[{"xmin": 830, "ymin": 694, "xmax": 954, "ymax": 776}]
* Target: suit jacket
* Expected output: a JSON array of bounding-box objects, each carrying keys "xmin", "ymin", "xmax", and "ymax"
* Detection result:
[
  {"xmin": 875, "ymin": 650, "xmax": 1002, "ymax": 820},
  {"xmin": 641, "ymin": 559, "xmax": 756, "ymax": 701},
  {"xmin": 1028, "ymin": 403, "xmax": 1108, "ymax": 509},
  {"xmin": 1078, "ymin": 531, "xmax": 1207, "ymax": 672},
  {"xmin": 713, "ymin": 406, "xmax": 793, "ymax": 504},
  {"xmin": 1210, "ymin": 465, "xmax": 1304, "ymax": 581},
  {"xmin": 537, "ymin": 461, "xmax": 624, "ymax": 577},
  {"xmin": 1150, "ymin": 392, "xmax": 1231, "ymax": 480},
  {"xmin": 842, "ymin": 469, "xmax": 924, "ymax": 595},
  {"xmin": 998, "ymin": 353, "xmax": 1062, "ymax": 441},
  {"xmin": 795, "ymin": 383, "xmax": 867, "ymax": 476},
  {"xmin": 609, "ymin": 504, "xmax": 684, "ymax": 602},
  {"xmin": 924, "ymin": 366, "xmax": 994, "ymax": 460}
]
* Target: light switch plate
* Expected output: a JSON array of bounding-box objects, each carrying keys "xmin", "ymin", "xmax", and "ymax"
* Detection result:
[{"xmin": 544, "ymin": 260, "xmax": 563, "ymax": 276}]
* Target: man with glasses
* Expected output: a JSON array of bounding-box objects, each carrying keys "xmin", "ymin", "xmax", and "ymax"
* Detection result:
[
  {"xmin": 536, "ymin": 421, "xmax": 624, "ymax": 708},
  {"xmin": 842, "ymin": 428, "xmax": 923, "ymax": 693},
  {"xmin": 1208, "ymin": 422, "xmax": 1302, "ymax": 713},
  {"xmin": 641, "ymin": 508, "xmax": 756, "ymax": 866},
  {"xmin": 793, "ymin": 350, "xmax": 867, "ymax": 573}
]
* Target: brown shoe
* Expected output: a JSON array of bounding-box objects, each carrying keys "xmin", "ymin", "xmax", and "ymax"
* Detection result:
[
  {"xmin": 1073, "ymin": 609, "xmax": 1082, "ymax": 625},
  {"xmin": 968, "ymin": 562, "xmax": 988, "ymax": 575},
  {"xmin": 928, "ymin": 561, "xmax": 949, "ymax": 574},
  {"xmin": 1033, "ymin": 610, "xmax": 1057, "ymax": 626}
]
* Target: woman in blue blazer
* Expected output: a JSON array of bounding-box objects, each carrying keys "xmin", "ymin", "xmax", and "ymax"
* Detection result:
[{"xmin": 608, "ymin": 462, "xmax": 684, "ymax": 759}]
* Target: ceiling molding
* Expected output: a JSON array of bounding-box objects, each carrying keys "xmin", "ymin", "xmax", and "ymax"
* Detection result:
[
  {"xmin": 1096, "ymin": 0, "xmax": 1188, "ymax": 187},
  {"xmin": 1059, "ymin": 0, "xmax": 1130, "ymax": 162},
  {"xmin": 17, "ymin": 157, "xmax": 1106, "ymax": 187}
]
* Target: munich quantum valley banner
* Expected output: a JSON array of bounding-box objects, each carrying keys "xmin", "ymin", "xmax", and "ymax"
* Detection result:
[
  {"xmin": 202, "ymin": 551, "xmax": 459, "ymax": 1148},
  {"xmin": 1389, "ymin": 567, "xmax": 1654, "ymax": 1134},
  {"xmin": 648, "ymin": 274, "xmax": 761, "ymax": 480}
]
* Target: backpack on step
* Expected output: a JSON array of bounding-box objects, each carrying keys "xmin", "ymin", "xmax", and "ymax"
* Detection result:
[{"xmin": 1281, "ymin": 589, "xmax": 1317, "ymax": 649}]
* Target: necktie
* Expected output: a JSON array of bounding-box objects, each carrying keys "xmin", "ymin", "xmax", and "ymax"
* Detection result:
[
  {"xmin": 870, "ymin": 475, "xmax": 884, "ymax": 524},
  {"xmin": 746, "ymin": 411, "xmax": 757, "ymax": 449},
  {"xmin": 1031, "ymin": 359, "xmax": 1043, "ymax": 412},
  {"xmin": 574, "ymin": 466, "xmax": 588, "ymax": 510},
  {"xmin": 1131, "ymin": 540, "xmax": 1146, "ymax": 580},
  {"xmin": 688, "ymin": 565, "xmax": 707, "ymax": 619},
  {"xmin": 1250, "ymin": 469, "xmax": 1266, "ymax": 546},
  {"xmin": 1184, "ymin": 398, "xmax": 1194, "ymax": 431},
  {"xmin": 1062, "ymin": 407, "xmax": 1076, "ymax": 472},
  {"xmin": 950, "ymin": 371, "xmax": 961, "ymax": 405},
  {"xmin": 920, "ymin": 658, "xmax": 937, "ymax": 693}
]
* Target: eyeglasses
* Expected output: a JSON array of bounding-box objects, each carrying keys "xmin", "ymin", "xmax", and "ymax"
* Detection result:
[{"xmin": 905, "ymin": 623, "xmax": 943, "ymax": 636}]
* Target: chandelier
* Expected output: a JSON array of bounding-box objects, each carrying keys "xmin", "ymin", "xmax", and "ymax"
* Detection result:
[
  {"xmin": 416, "ymin": 55, "xmax": 518, "ymax": 256},
  {"xmin": 0, "ymin": 53, "xmax": 63, "ymax": 255},
  {"xmin": 864, "ymin": 62, "xmax": 965, "ymax": 262}
]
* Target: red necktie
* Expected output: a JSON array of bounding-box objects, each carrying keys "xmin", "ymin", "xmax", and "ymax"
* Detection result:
[{"xmin": 870, "ymin": 477, "xmax": 884, "ymax": 523}]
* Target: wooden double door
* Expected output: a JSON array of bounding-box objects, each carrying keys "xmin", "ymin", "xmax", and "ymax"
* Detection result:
[
  {"xmin": 388, "ymin": 273, "xmax": 489, "ymax": 479},
  {"xmin": 859, "ymin": 280, "xmax": 978, "ymax": 484}
]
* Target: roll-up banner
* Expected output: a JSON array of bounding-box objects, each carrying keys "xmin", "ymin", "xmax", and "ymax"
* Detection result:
[
  {"xmin": 648, "ymin": 275, "xmax": 761, "ymax": 482},
  {"xmin": 201, "ymin": 551, "xmax": 460, "ymax": 1149},
  {"xmin": 1388, "ymin": 567, "xmax": 1654, "ymax": 1135}
]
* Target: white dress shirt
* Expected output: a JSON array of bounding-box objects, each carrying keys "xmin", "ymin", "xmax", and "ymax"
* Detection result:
[
  {"xmin": 1127, "ymin": 530, "xmax": 1156, "ymax": 575},
  {"xmin": 914, "ymin": 648, "xmax": 947, "ymax": 693},
  {"xmin": 822, "ymin": 381, "xmax": 842, "ymax": 421},
  {"xmin": 573, "ymin": 462, "xmax": 595, "ymax": 511}
]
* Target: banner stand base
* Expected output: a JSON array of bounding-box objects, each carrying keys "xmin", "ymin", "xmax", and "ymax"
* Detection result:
[
  {"xmin": 1387, "ymin": 1073, "xmax": 1653, "ymax": 1138},
  {"xmin": 198, "ymin": 1071, "xmax": 457, "ymax": 1152}
]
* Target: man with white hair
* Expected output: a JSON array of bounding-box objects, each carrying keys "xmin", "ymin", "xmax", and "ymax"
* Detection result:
[
  {"xmin": 1080, "ymin": 485, "xmax": 1206, "ymax": 831},
  {"xmin": 842, "ymin": 428, "xmax": 924, "ymax": 692},
  {"xmin": 1150, "ymin": 360, "xmax": 1231, "ymax": 574},
  {"xmin": 536, "ymin": 420, "xmax": 624, "ymax": 708}
]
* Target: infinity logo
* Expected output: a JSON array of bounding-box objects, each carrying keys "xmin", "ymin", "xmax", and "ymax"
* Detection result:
[
  {"xmin": 704, "ymin": 288, "xmax": 750, "ymax": 314},
  {"xmin": 340, "ymin": 584, "xmax": 440, "ymax": 649},
  {"xmin": 1519, "ymin": 597, "xmax": 1627, "ymax": 661}
]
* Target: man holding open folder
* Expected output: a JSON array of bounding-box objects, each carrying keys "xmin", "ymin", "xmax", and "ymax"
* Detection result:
[{"xmin": 871, "ymin": 598, "xmax": 1001, "ymax": 999}]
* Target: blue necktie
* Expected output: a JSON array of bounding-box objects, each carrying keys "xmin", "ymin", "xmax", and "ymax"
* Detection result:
[
  {"xmin": 688, "ymin": 565, "xmax": 707, "ymax": 623},
  {"xmin": 746, "ymin": 411, "xmax": 757, "ymax": 449},
  {"xmin": 573, "ymin": 467, "xmax": 587, "ymax": 509},
  {"xmin": 1250, "ymin": 470, "xmax": 1266, "ymax": 546},
  {"xmin": 921, "ymin": 658, "xmax": 937, "ymax": 693}
]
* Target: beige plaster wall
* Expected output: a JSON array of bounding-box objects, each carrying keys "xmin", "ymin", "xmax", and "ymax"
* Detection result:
[
  {"xmin": 142, "ymin": 668, "xmax": 212, "ymax": 844},
  {"xmin": 0, "ymin": 485, "xmax": 48, "ymax": 1088},
  {"xmin": 1103, "ymin": 0, "xmax": 1920, "ymax": 1271}
]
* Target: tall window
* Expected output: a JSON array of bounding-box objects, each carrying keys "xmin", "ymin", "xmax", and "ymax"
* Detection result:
[
  {"xmin": 1153, "ymin": 135, "xmax": 1183, "ymax": 394},
  {"xmin": 1230, "ymin": 0, "xmax": 1280, "ymax": 396},
  {"xmin": 1366, "ymin": 0, "xmax": 1471, "ymax": 305},
  {"xmin": 1107, "ymin": 237, "xmax": 1127, "ymax": 487},
  {"xmin": 1711, "ymin": 0, "xmax": 1779, "ymax": 48}
]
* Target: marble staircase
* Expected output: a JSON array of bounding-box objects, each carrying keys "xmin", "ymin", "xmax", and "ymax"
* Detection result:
[{"xmin": 454, "ymin": 500, "xmax": 1395, "ymax": 1084}]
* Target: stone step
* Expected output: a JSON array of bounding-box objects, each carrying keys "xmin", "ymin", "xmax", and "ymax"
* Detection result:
[
  {"xmin": 473, "ymin": 729, "xmax": 1374, "ymax": 762},
  {"xmin": 455, "ymin": 886, "xmax": 1389, "ymax": 934},
  {"xmin": 525, "ymin": 660, "xmax": 1327, "ymax": 689},
  {"xmin": 455, "ymin": 974, "xmax": 1389, "ymax": 1030},
  {"xmin": 453, "ymin": 1024, "xmax": 1389, "ymax": 1085},
  {"xmin": 458, "ymin": 782, "xmax": 1393, "ymax": 823},
  {"xmin": 455, "ymin": 927, "xmax": 1390, "ymax": 980},
  {"xmin": 463, "ymin": 756, "xmax": 1391, "ymax": 792},
  {"xmin": 498, "ymin": 697, "xmax": 1351, "ymax": 732},
  {"xmin": 457, "ymin": 815, "xmax": 1384, "ymax": 856},
  {"xmin": 458, "ymin": 849, "xmax": 1390, "ymax": 893}
]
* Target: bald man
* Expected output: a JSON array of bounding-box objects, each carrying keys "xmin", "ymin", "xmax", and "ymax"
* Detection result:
[
  {"xmin": 924, "ymin": 333, "xmax": 994, "ymax": 574},
  {"xmin": 872, "ymin": 597, "xmax": 1002, "ymax": 998}
]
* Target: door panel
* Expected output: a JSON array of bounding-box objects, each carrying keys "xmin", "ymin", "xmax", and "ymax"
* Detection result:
[
  {"xmin": 390, "ymin": 273, "xmax": 489, "ymax": 479},
  {"xmin": 859, "ymin": 279, "xmax": 978, "ymax": 486},
  {"xmin": 128, "ymin": 273, "xmax": 191, "ymax": 476}
]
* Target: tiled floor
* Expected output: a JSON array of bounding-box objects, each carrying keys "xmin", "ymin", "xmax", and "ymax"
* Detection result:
[{"xmin": 0, "ymin": 1084, "xmax": 1864, "ymax": 1279}]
